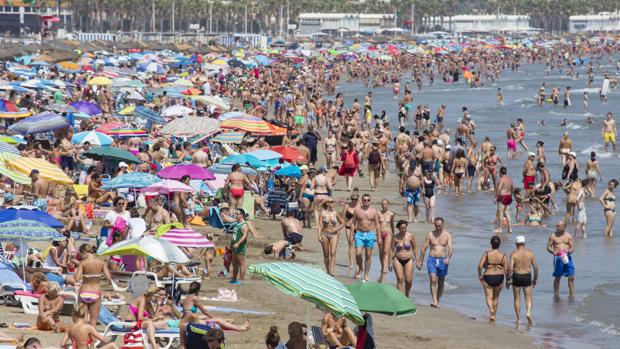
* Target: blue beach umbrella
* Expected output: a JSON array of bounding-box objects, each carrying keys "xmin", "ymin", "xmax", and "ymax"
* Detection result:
[
  {"xmin": 0, "ymin": 142, "xmax": 20, "ymax": 155},
  {"xmin": 101, "ymin": 172, "xmax": 161, "ymax": 190},
  {"xmin": 134, "ymin": 106, "xmax": 166, "ymax": 124},
  {"xmin": 71, "ymin": 131, "xmax": 114, "ymax": 146},
  {"xmin": 221, "ymin": 154, "xmax": 265, "ymax": 169},
  {"xmin": 8, "ymin": 112, "xmax": 68, "ymax": 135},
  {"xmin": 0, "ymin": 208, "xmax": 63, "ymax": 228},
  {"xmin": 0, "ymin": 219, "xmax": 63, "ymax": 240},
  {"xmin": 208, "ymin": 163, "xmax": 258, "ymax": 176},
  {"xmin": 275, "ymin": 165, "xmax": 301, "ymax": 178}
]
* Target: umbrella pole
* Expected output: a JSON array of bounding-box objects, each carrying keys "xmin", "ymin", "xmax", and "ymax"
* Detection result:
[{"xmin": 21, "ymin": 237, "xmax": 25, "ymax": 280}]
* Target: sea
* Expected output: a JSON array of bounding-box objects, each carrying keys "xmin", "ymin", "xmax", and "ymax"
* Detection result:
[{"xmin": 333, "ymin": 57, "xmax": 620, "ymax": 349}]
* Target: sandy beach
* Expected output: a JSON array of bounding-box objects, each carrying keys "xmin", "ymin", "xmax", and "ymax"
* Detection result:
[{"xmin": 1, "ymin": 164, "xmax": 536, "ymax": 349}]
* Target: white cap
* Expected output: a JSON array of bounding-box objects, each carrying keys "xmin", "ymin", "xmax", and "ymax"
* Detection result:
[
  {"xmin": 119, "ymin": 162, "xmax": 129, "ymax": 168},
  {"xmin": 569, "ymin": 151, "xmax": 577, "ymax": 158},
  {"xmin": 437, "ymin": 140, "xmax": 444, "ymax": 146},
  {"xmin": 515, "ymin": 235, "xmax": 526, "ymax": 244}
]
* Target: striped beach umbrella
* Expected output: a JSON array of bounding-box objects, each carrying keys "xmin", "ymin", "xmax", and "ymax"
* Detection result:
[
  {"xmin": 8, "ymin": 112, "xmax": 68, "ymax": 135},
  {"xmin": 161, "ymin": 105, "xmax": 193, "ymax": 118},
  {"xmin": 71, "ymin": 131, "xmax": 114, "ymax": 146},
  {"xmin": 0, "ymin": 136, "xmax": 24, "ymax": 145},
  {"xmin": 101, "ymin": 172, "xmax": 161, "ymax": 190},
  {"xmin": 160, "ymin": 117, "xmax": 219, "ymax": 138},
  {"xmin": 249, "ymin": 262, "xmax": 364, "ymax": 325},
  {"xmin": 155, "ymin": 226, "xmax": 214, "ymax": 248},
  {"xmin": 0, "ymin": 219, "xmax": 63, "ymax": 240},
  {"xmin": 0, "ymin": 99, "xmax": 31, "ymax": 119},
  {"xmin": 220, "ymin": 115, "xmax": 272, "ymax": 135},
  {"xmin": 211, "ymin": 132, "xmax": 245, "ymax": 144},
  {"xmin": 7, "ymin": 157, "xmax": 73, "ymax": 185},
  {"xmin": 0, "ymin": 142, "xmax": 20, "ymax": 155},
  {"xmin": 0, "ymin": 153, "xmax": 30, "ymax": 185},
  {"xmin": 134, "ymin": 106, "xmax": 166, "ymax": 124}
]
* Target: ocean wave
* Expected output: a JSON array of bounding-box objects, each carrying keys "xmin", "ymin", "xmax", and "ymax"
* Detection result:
[
  {"xmin": 503, "ymin": 84, "xmax": 524, "ymax": 91},
  {"xmin": 589, "ymin": 321, "xmax": 620, "ymax": 336},
  {"xmin": 565, "ymin": 122, "xmax": 584, "ymax": 129}
]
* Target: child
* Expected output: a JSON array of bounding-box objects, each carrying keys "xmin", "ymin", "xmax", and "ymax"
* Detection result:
[{"xmin": 513, "ymin": 188, "xmax": 525, "ymax": 223}]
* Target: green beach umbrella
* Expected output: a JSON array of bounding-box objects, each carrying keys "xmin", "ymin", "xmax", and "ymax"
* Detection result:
[
  {"xmin": 346, "ymin": 282, "xmax": 417, "ymax": 316},
  {"xmin": 248, "ymin": 262, "xmax": 364, "ymax": 324},
  {"xmin": 82, "ymin": 146, "xmax": 141, "ymax": 164}
]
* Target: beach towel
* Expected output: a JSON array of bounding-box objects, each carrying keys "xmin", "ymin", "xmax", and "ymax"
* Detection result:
[
  {"xmin": 121, "ymin": 321, "xmax": 144, "ymax": 349},
  {"xmin": 206, "ymin": 288, "xmax": 237, "ymax": 302},
  {"xmin": 355, "ymin": 313, "xmax": 375, "ymax": 349}
]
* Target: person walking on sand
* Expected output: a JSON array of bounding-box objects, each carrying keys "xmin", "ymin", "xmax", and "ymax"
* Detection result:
[
  {"xmin": 338, "ymin": 141, "xmax": 359, "ymax": 191},
  {"xmin": 495, "ymin": 167, "xmax": 514, "ymax": 234},
  {"xmin": 392, "ymin": 220, "xmax": 418, "ymax": 297},
  {"xmin": 602, "ymin": 112, "xmax": 616, "ymax": 152},
  {"xmin": 507, "ymin": 235, "xmax": 538, "ymax": 325},
  {"xmin": 417, "ymin": 217, "xmax": 453, "ymax": 308},
  {"xmin": 349, "ymin": 194, "xmax": 380, "ymax": 282},
  {"xmin": 478, "ymin": 236, "xmax": 508, "ymax": 323},
  {"xmin": 546, "ymin": 221, "xmax": 575, "ymax": 298},
  {"xmin": 230, "ymin": 209, "xmax": 250, "ymax": 285}
]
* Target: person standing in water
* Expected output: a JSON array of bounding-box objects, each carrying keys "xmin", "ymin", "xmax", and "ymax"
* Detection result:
[
  {"xmin": 495, "ymin": 167, "xmax": 514, "ymax": 234},
  {"xmin": 546, "ymin": 221, "xmax": 575, "ymax": 298},
  {"xmin": 602, "ymin": 112, "xmax": 616, "ymax": 152},
  {"xmin": 584, "ymin": 152, "xmax": 603, "ymax": 196},
  {"xmin": 418, "ymin": 217, "xmax": 453, "ymax": 308},
  {"xmin": 349, "ymin": 194, "xmax": 380, "ymax": 282},
  {"xmin": 507, "ymin": 235, "xmax": 538, "ymax": 325},
  {"xmin": 599, "ymin": 179, "xmax": 618, "ymax": 237}
]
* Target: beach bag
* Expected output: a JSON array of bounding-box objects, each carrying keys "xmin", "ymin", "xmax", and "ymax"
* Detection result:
[{"xmin": 122, "ymin": 321, "xmax": 144, "ymax": 349}]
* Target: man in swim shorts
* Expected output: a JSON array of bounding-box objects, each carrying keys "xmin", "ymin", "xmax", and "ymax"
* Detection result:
[
  {"xmin": 522, "ymin": 152, "xmax": 537, "ymax": 194},
  {"xmin": 418, "ymin": 217, "xmax": 453, "ymax": 308},
  {"xmin": 495, "ymin": 167, "xmax": 514, "ymax": 234},
  {"xmin": 546, "ymin": 221, "xmax": 575, "ymax": 298},
  {"xmin": 507, "ymin": 235, "xmax": 538, "ymax": 325},
  {"xmin": 602, "ymin": 112, "xmax": 616, "ymax": 152},
  {"xmin": 349, "ymin": 194, "xmax": 380, "ymax": 282}
]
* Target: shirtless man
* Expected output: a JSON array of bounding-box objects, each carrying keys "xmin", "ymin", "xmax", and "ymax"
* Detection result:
[
  {"xmin": 507, "ymin": 235, "xmax": 538, "ymax": 325},
  {"xmin": 401, "ymin": 161, "xmax": 422, "ymax": 223},
  {"xmin": 349, "ymin": 194, "xmax": 381, "ymax": 282},
  {"xmin": 145, "ymin": 197, "xmax": 171, "ymax": 230},
  {"xmin": 602, "ymin": 112, "xmax": 616, "ymax": 152},
  {"xmin": 418, "ymin": 217, "xmax": 453, "ymax": 308},
  {"xmin": 523, "ymin": 152, "xmax": 537, "ymax": 196},
  {"xmin": 30, "ymin": 169, "xmax": 50, "ymax": 211},
  {"xmin": 281, "ymin": 211, "xmax": 304, "ymax": 246},
  {"xmin": 436, "ymin": 104, "xmax": 446, "ymax": 131},
  {"xmin": 495, "ymin": 167, "xmax": 514, "ymax": 234},
  {"xmin": 558, "ymin": 132, "xmax": 573, "ymax": 165},
  {"xmin": 546, "ymin": 221, "xmax": 575, "ymax": 298}
]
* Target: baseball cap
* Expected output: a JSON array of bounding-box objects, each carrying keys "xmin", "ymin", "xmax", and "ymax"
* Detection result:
[
  {"xmin": 515, "ymin": 235, "xmax": 526, "ymax": 244},
  {"xmin": 4, "ymin": 193, "xmax": 14, "ymax": 202},
  {"xmin": 528, "ymin": 152, "xmax": 536, "ymax": 157},
  {"xmin": 569, "ymin": 151, "xmax": 577, "ymax": 157},
  {"xmin": 119, "ymin": 162, "xmax": 129, "ymax": 168},
  {"xmin": 300, "ymin": 165, "xmax": 309, "ymax": 171}
]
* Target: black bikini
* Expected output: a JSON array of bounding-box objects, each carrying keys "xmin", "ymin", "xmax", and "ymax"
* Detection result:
[{"xmin": 482, "ymin": 252, "xmax": 506, "ymax": 287}]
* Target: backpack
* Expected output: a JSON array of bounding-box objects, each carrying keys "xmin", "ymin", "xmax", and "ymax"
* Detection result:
[{"xmin": 344, "ymin": 151, "xmax": 356, "ymax": 169}]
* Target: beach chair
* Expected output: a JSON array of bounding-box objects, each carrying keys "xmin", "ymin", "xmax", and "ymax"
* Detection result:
[
  {"xmin": 100, "ymin": 306, "xmax": 180, "ymax": 349},
  {"xmin": 208, "ymin": 207, "xmax": 235, "ymax": 234},
  {"xmin": 0, "ymin": 258, "xmax": 29, "ymax": 304}
]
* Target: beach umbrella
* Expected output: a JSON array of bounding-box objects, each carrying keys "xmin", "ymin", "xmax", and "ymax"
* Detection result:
[
  {"xmin": 125, "ymin": 90, "xmax": 145, "ymax": 102},
  {"xmin": 220, "ymin": 115, "xmax": 272, "ymax": 134},
  {"xmin": 8, "ymin": 112, "xmax": 68, "ymax": 135},
  {"xmin": 346, "ymin": 282, "xmax": 417, "ymax": 316},
  {"xmin": 96, "ymin": 122, "xmax": 129, "ymax": 134},
  {"xmin": 99, "ymin": 236, "xmax": 189, "ymax": 264},
  {"xmin": 249, "ymin": 262, "xmax": 364, "ymax": 324},
  {"xmin": 140, "ymin": 62, "xmax": 165, "ymax": 74},
  {"xmin": 211, "ymin": 132, "xmax": 245, "ymax": 144},
  {"xmin": 155, "ymin": 226, "xmax": 214, "ymax": 248},
  {"xmin": 161, "ymin": 105, "xmax": 194, "ymax": 117},
  {"xmin": 71, "ymin": 130, "xmax": 114, "ymax": 146},
  {"xmin": 0, "ymin": 219, "xmax": 62, "ymax": 240},
  {"xmin": 7, "ymin": 157, "xmax": 73, "ymax": 185},
  {"xmin": 190, "ymin": 95, "xmax": 230, "ymax": 110},
  {"xmin": 0, "ymin": 136, "xmax": 24, "ymax": 145},
  {"xmin": 181, "ymin": 88, "xmax": 202, "ymax": 96},
  {"xmin": 0, "ymin": 142, "xmax": 20, "ymax": 155},
  {"xmin": 245, "ymin": 149, "xmax": 283, "ymax": 162},
  {"xmin": 0, "ymin": 208, "xmax": 63, "ymax": 228},
  {"xmin": 172, "ymin": 79, "xmax": 194, "ymax": 87},
  {"xmin": 160, "ymin": 116, "xmax": 219, "ymax": 137},
  {"xmin": 275, "ymin": 165, "xmax": 301, "ymax": 178},
  {"xmin": 208, "ymin": 163, "xmax": 258, "ymax": 176},
  {"xmin": 112, "ymin": 78, "xmax": 144, "ymax": 88},
  {"xmin": 44, "ymin": 103, "xmax": 78, "ymax": 114},
  {"xmin": 56, "ymin": 61, "xmax": 80, "ymax": 73},
  {"xmin": 118, "ymin": 105, "xmax": 136, "ymax": 116},
  {"xmin": 134, "ymin": 106, "xmax": 166, "ymax": 124},
  {"xmin": 82, "ymin": 147, "xmax": 140, "ymax": 164},
  {"xmin": 87, "ymin": 76, "xmax": 113, "ymax": 86},
  {"xmin": 221, "ymin": 154, "xmax": 265, "ymax": 169},
  {"xmin": 0, "ymin": 153, "xmax": 30, "ymax": 185},
  {"xmin": 71, "ymin": 101, "xmax": 101, "ymax": 115},
  {"xmin": 141, "ymin": 179, "xmax": 194, "ymax": 194},
  {"xmin": 157, "ymin": 164, "xmax": 215, "ymax": 180},
  {"xmin": 0, "ymin": 99, "xmax": 31, "ymax": 119},
  {"xmin": 101, "ymin": 172, "xmax": 161, "ymax": 190},
  {"xmin": 271, "ymin": 146, "xmax": 307, "ymax": 164}
]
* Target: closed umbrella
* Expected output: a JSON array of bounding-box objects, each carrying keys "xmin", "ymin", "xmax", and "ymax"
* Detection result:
[
  {"xmin": 141, "ymin": 179, "xmax": 193, "ymax": 194},
  {"xmin": 157, "ymin": 164, "xmax": 215, "ymax": 180},
  {"xmin": 7, "ymin": 157, "xmax": 73, "ymax": 185},
  {"xmin": 99, "ymin": 236, "xmax": 189, "ymax": 264},
  {"xmin": 83, "ymin": 147, "xmax": 140, "ymax": 164},
  {"xmin": 0, "ymin": 208, "xmax": 63, "ymax": 228},
  {"xmin": 249, "ymin": 262, "xmax": 364, "ymax": 324},
  {"xmin": 134, "ymin": 106, "xmax": 166, "ymax": 124},
  {"xmin": 7, "ymin": 112, "xmax": 68, "ymax": 134},
  {"xmin": 71, "ymin": 131, "xmax": 114, "ymax": 146},
  {"xmin": 160, "ymin": 117, "xmax": 219, "ymax": 137},
  {"xmin": 346, "ymin": 282, "xmax": 417, "ymax": 316},
  {"xmin": 101, "ymin": 172, "xmax": 161, "ymax": 190}
]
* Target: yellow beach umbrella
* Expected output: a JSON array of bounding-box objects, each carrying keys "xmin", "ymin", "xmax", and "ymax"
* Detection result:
[
  {"xmin": 8, "ymin": 157, "xmax": 73, "ymax": 185},
  {"xmin": 118, "ymin": 105, "xmax": 136, "ymax": 115},
  {"xmin": 87, "ymin": 76, "xmax": 113, "ymax": 86},
  {"xmin": 211, "ymin": 59, "xmax": 226, "ymax": 66},
  {"xmin": 57, "ymin": 61, "xmax": 80, "ymax": 71},
  {"xmin": 173, "ymin": 79, "xmax": 193, "ymax": 87}
]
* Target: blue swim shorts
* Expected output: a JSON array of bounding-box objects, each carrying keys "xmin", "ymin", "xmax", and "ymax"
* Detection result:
[
  {"xmin": 553, "ymin": 254, "xmax": 575, "ymax": 277},
  {"xmin": 427, "ymin": 256, "xmax": 449, "ymax": 277},
  {"xmin": 405, "ymin": 188, "xmax": 420, "ymax": 205},
  {"xmin": 45, "ymin": 272, "xmax": 65, "ymax": 286},
  {"xmin": 354, "ymin": 231, "xmax": 376, "ymax": 249}
]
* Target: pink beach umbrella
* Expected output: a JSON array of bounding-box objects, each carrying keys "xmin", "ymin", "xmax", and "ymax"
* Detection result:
[
  {"xmin": 158, "ymin": 227, "xmax": 214, "ymax": 248},
  {"xmin": 157, "ymin": 164, "xmax": 215, "ymax": 180},
  {"xmin": 141, "ymin": 179, "xmax": 194, "ymax": 194}
]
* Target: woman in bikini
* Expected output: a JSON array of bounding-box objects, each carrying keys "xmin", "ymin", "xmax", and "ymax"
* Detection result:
[
  {"xmin": 74, "ymin": 244, "xmax": 111, "ymax": 326},
  {"xmin": 224, "ymin": 164, "xmax": 251, "ymax": 210},
  {"xmin": 451, "ymin": 148, "xmax": 467, "ymax": 197},
  {"xmin": 485, "ymin": 147, "xmax": 502, "ymax": 192},
  {"xmin": 300, "ymin": 169, "xmax": 316, "ymax": 228},
  {"xmin": 599, "ymin": 179, "xmax": 618, "ymax": 237},
  {"xmin": 477, "ymin": 236, "xmax": 508, "ymax": 323},
  {"xmin": 126, "ymin": 287, "xmax": 165, "ymax": 349},
  {"xmin": 377, "ymin": 199, "xmax": 395, "ymax": 282},
  {"xmin": 61, "ymin": 308, "xmax": 118, "ymax": 349},
  {"xmin": 342, "ymin": 191, "xmax": 360, "ymax": 270},
  {"xmin": 180, "ymin": 282, "xmax": 249, "ymax": 331},
  {"xmin": 421, "ymin": 171, "xmax": 437, "ymax": 223},
  {"xmin": 312, "ymin": 166, "xmax": 332, "ymax": 224},
  {"xmin": 318, "ymin": 197, "xmax": 344, "ymax": 276},
  {"xmin": 391, "ymin": 220, "xmax": 417, "ymax": 297}
]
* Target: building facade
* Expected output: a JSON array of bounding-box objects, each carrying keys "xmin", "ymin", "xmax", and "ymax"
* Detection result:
[
  {"xmin": 298, "ymin": 13, "xmax": 395, "ymax": 35},
  {"xmin": 569, "ymin": 12, "xmax": 620, "ymax": 32},
  {"xmin": 441, "ymin": 14, "xmax": 531, "ymax": 33},
  {"xmin": 0, "ymin": 1, "xmax": 72, "ymax": 36}
]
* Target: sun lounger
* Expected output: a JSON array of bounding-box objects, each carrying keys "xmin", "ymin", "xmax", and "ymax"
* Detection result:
[
  {"xmin": 13, "ymin": 290, "xmax": 125, "ymax": 315},
  {"xmin": 99, "ymin": 306, "xmax": 179, "ymax": 349},
  {"xmin": 208, "ymin": 207, "xmax": 236, "ymax": 234}
]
